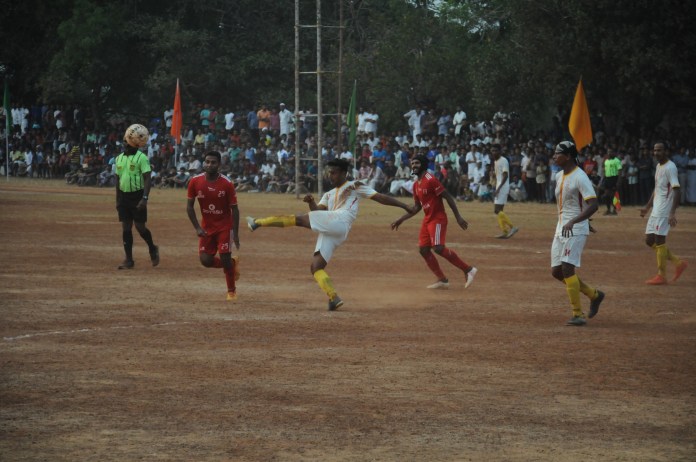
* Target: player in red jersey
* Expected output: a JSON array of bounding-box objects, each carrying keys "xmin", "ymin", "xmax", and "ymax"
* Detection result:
[
  {"xmin": 391, "ymin": 155, "xmax": 477, "ymax": 289},
  {"xmin": 187, "ymin": 151, "xmax": 241, "ymax": 301}
]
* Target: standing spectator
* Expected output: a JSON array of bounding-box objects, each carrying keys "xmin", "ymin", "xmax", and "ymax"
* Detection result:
[
  {"xmin": 247, "ymin": 107, "xmax": 259, "ymax": 144},
  {"xmin": 625, "ymin": 152, "xmax": 640, "ymax": 205},
  {"xmin": 637, "ymin": 146, "xmax": 654, "ymax": 204},
  {"xmin": 390, "ymin": 155, "xmax": 477, "ymax": 290},
  {"xmin": 164, "ymin": 107, "xmax": 173, "ymax": 130},
  {"xmin": 199, "ymin": 104, "xmax": 211, "ymax": 129},
  {"xmin": 452, "ymin": 105, "xmax": 468, "ymax": 138},
  {"xmin": 534, "ymin": 157, "xmax": 548, "ymax": 203},
  {"xmin": 186, "ymin": 151, "xmax": 241, "ymax": 301},
  {"xmin": 550, "ymin": 141, "xmax": 604, "ymax": 326},
  {"xmin": 224, "ymin": 108, "xmax": 235, "ymax": 133},
  {"xmin": 640, "ymin": 142, "xmax": 688, "ymax": 285},
  {"xmin": 437, "ymin": 109, "xmax": 452, "ymax": 136},
  {"xmin": 364, "ymin": 107, "xmax": 379, "ymax": 136},
  {"xmin": 114, "ymin": 128, "xmax": 160, "ymax": 270},
  {"xmin": 491, "ymin": 144, "xmax": 519, "ymax": 239},
  {"xmin": 279, "ymin": 103, "xmax": 294, "ymax": 137},
  {"xmin": 257, "ymin": 104, "xmax": 271, "ymax": 134},
  {"xmin": 523, "ymin": 146, "xmax": 537, "ymax": 202},
  {"xmin": 246, "ymin": 158, "xmax": 413, "ymax": 310}
]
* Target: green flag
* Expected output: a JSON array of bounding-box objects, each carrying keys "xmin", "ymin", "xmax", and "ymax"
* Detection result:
[
  {"xmin": 3, "ymin": 80, "xmax": 11, "ymax": 133},
  {"xmin": 347, "ymin": 80, "xmax": 357, "ymax": 157}
]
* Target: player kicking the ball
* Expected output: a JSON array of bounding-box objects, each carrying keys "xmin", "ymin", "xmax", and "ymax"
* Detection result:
[
  {"xmin": 551, "ymin": 141, "xmax": 604, "ymax": 326},
  {"xmin": 187, "ymin": 151, "xmax": 241, "ymax": 301},
  {"xmin": 246, "ymin": 158, "xmax": 413, "ymax": 311},
  {"xmin": 391, "ymin": 155, "xmax": 477, "ymax": 290}
]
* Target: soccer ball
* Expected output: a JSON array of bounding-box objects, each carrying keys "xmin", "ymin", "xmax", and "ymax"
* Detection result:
[{"xmin": 123, "ymin": 124, "xmax": 149, "ymax": 148}]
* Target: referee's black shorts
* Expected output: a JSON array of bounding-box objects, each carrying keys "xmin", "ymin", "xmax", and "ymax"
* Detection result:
[
  {"xmin": 117, "ymin": 190, "xmax": 148, "ymax": 223},
  {"xmin": 603, "ymin": 176, "xmax": 618, "ymax": 190}
]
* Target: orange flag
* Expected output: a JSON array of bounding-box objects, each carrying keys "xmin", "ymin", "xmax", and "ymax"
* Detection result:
[
  {"xmin": 568, "ymin": 78, "xmax": 592, "ymax": 151},
  {"xmin": 170, "ymin": 79, "xmax": 182, "ymax": 145}
]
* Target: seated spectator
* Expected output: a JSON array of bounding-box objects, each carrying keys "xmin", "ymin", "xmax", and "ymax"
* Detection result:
[
  {"xmin": 98, "ymin": 165, "xmax": 116, "ymax": 187},
  {"xmin": 508, "ymin": 174, "xmax": 527, "ymax": 202},
  {"xmin": 172, "ymin": 167, "xmax": 190, "ymax": 188},
  {"xmin": 158, "ymin": 167, "xmax": 177, "ymax": 188},
  {"xmin": 478, "ymin": 175, "xmax": 493, "ymax": 202},
  {"xmin": 390, "ymin": 162, "xmax": 412, "ymax": 196}
]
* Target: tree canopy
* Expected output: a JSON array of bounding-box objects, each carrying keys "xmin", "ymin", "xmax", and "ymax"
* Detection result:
[{"xmin": 1, "ymin": 0, "xmax": 695, "ymax": 137}]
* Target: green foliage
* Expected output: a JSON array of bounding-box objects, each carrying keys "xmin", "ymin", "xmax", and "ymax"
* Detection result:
[{"xmin": 2, "ymin": 0, "xmax": 694, "ymax": 136}]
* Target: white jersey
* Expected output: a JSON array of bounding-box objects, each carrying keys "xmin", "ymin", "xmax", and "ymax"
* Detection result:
[
  {"xmin": 554, "ymin": 167, "xmax": 597, "ymax": 236},
  {"xmin": 494, "ymin": 156, "xmax": 509, "ymax": 188},
  {"xmin": 651, "ymin": 160, "xmax": 680, "ymax": 218},
  {"xmin": 318, "ymin": 180, "xmax": 377, "ymax": 227}
]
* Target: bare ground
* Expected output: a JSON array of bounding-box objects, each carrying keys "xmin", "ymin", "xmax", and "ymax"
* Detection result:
[{"xmin": 1, "ymin": 178, "xmax": 695, "ymax": 461}]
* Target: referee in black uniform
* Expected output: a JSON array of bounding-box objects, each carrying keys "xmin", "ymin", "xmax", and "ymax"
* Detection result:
[{"xmin": 114, "ymin": 131, "xmax": 160, "ymax": 269}]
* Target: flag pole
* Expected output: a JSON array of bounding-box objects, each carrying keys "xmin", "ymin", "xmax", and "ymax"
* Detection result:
[{"xmin": 4, "ymin": 78, "xmax": 10, "ymax": 181}]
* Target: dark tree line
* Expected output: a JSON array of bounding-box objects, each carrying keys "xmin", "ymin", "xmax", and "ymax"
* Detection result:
[{"xmin": 2, "ymin": 0, "xmax": 695, "ymax": 138}]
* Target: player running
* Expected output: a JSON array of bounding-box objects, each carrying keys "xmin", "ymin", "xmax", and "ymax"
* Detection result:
[
  {"xmin": 186, "ymin": 151, "xmax": 241, "ymax": 301},
  {"xmin": 246, "ymin": 158, "xmax": 413, "ymax": 311},
  {"xmin": 391, "ymin": 155, "xmax": 477, "ymax": 289}
]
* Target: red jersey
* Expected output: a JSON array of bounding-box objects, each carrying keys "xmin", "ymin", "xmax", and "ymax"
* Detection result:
[
  {"xmin": 413, "ymin": 172, "xmax": 447, "ymax": 222},
  {"xmin": 187, "ymin": 173, "xmax": 238, "ymax": 233}
]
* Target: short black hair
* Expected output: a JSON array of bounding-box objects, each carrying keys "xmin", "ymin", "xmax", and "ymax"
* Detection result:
[
  {"xmin": 205, "ymin": 151, "xmax": 222, "ymax": 162},
  {"xmin": 327, "ymin": 158, "xmax": 350, "ymax": 172}
]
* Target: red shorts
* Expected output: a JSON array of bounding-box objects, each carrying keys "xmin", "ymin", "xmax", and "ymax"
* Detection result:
[
  {"xmin": 198, "ymin": 228, "xmax": 232, "ymax": 255},
  {"xmin": 418, "ymin": 220, "xmax": 447, "ymax": 247}
]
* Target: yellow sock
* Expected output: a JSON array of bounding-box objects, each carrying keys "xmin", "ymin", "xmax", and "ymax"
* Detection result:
[
  {"xmin": 498, "ymin": 211, "xmax": 513, "ymax": 231},
  {"xmin": 313, "ymin": 269, "xmax": 337, "ymax": 300},
  {"xmin": 664, "ymin": 246, "xmax": 681, "ymax": 265},
  {"xmin": 256, "ymin": 215, "xmax": 296, "ymax": 227},
  {"xmin": 655, "ymin": 244, "xmax": 668, "ymax": 277},
  {"xmin": 578, "ymin": 278, "xmax": 597, "ymax": 300},
  {"xmin": 564, "ymin": 275, "xmax": 584, "ymax": 317},
  {"xmin": 496, "ymin": 213, "xmax": 509, "ymax": 233}
]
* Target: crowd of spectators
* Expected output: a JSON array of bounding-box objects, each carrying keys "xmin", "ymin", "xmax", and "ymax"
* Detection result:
[{"xmin": 2, "ymin": 101, "xmax": 695, "ymax": 207}]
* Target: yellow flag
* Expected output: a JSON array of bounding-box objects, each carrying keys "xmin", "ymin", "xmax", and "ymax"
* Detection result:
[{"xmin": 568, "ymin": 79, "xmax": 592, "ymax": 151}]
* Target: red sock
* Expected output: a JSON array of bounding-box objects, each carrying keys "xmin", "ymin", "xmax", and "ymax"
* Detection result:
[
  {"xmin": 211, "ymin": 256, "xmax": 223, "ymax": 268},
  {"xmin": 223, "ymin": 266, "xmax": 235, "ymax": 292},
  {"xmin": 422, "ymin": 251, "xmax": 446, "ymax": 280},
  {"xmin": 440, "ymin": 248, "xmax": 472, "ymax": 272}
]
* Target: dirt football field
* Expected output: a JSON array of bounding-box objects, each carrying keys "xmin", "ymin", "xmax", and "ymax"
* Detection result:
[{"xmin": 1, "ymin": 178, "xmax": 695, "ymax": 461}]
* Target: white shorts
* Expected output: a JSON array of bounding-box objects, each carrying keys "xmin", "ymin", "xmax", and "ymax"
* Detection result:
[
  {"xmin": 645, "ymin": 216, "xmax": 670, "ymax": 236},
  {"xmin": 309, "ymin": 210, "xmax": 350, "ymax": 262},
  {"xmin": 551, "ymin": 234, "xmax": 587, "ymax": 268},
  {"xmin": 494, "ymin": 184, "xmax": 510, "ymax": 205}
]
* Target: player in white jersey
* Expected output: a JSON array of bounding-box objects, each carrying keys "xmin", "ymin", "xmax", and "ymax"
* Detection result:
[
  {"xmin": 491, "ymin": 144, "xmax": 519, "ymax": 239},
  {"xmin": 550, "ymin": 141, "xmax": 604, "ymax": 326},
  {"xmin": 640, "ymin": 141, "xmax": 687, "ymax": 285},
  {"xmin": 246, "ymin": 159, "xmax": 413, "ymax": 311}
]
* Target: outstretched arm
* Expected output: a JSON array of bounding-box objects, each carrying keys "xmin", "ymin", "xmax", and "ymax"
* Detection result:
[
  {"xmin": 371, "ymin": 192, "xmax": 414, "ymax": 213},
  {"xmin": 442, "ymin": 190, "xmax": 468, "ymax": 230}
]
